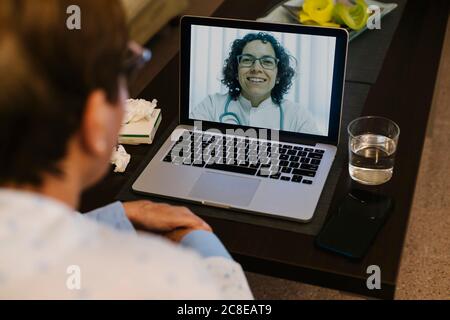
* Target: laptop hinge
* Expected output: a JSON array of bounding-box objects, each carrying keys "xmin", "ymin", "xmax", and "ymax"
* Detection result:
[
  {"xmin": 188, "ymin": 126, "xmax": 327, "ymax": 147},
  {"xmin": 278, "ymin": 137, "xmax": 317, "ymax": 146}
]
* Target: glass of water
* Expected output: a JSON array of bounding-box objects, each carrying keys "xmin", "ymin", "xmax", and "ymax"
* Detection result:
[{"xmin": 348, "ymin": 116, "xmax": 400, "ymax": 185}]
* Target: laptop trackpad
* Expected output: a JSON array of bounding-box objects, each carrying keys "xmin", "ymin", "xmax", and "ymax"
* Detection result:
[{"xmin": 189, "ymin": 172, "xmax": 260, "ymax": 207}]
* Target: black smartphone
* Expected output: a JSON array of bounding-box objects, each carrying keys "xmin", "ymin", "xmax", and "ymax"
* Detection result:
[{"xmin": 316, "ymin": 189, "xmax": 394, "ymax": 259}]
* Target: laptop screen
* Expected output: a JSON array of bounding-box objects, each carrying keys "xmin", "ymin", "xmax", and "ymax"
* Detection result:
[{"xmin": 188, "ymin": 25, "xmax": 338, "ymax": 137}]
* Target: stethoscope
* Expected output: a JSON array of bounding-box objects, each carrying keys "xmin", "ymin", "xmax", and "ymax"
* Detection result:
[{"xmin": 219, "ymin": 95, "xmax": 285, "ymax": 130}]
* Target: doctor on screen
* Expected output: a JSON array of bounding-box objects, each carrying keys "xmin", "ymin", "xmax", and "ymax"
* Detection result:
[{"xmin": 190, "ymin": 32, "xmax": 319, "ymax": 134}]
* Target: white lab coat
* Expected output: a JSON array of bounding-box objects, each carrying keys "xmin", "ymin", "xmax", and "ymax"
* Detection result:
[{"xmin": 191, "ymin": 93, "xmax": 320, "ymax": 135}]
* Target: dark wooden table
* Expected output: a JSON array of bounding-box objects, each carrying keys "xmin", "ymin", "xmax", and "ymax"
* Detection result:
[{"xmin": 81, "ymin": 0, "xmax": 450, "ymax": 299}]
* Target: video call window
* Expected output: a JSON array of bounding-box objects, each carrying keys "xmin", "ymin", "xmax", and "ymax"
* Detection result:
[{"xmin": 189, "ymin": 25, "xmax": 337, "ymax": 137}]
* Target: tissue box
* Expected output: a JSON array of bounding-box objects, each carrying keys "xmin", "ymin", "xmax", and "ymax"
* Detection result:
[{"xmin": 119, "ymin": 109, "xmax": 162, "ymax": 145}]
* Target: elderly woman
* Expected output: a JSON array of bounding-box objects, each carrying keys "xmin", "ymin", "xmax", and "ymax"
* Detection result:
[
  {"xmin": 191, "ymin": 32, "xmax": 318, "ymax": 134},
  {"xmin": 0, "ymin": 0, "xmax": 251, "ymax": 299}
]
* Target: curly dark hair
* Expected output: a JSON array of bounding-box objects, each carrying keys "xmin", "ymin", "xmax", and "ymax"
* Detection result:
[{"xmin": 222, "ymin": 32, "xmax": 296, "ymax": 105}]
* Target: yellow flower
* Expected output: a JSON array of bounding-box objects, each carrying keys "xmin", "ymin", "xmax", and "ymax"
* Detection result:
[
  {"xmin": 299, "ymin": 0, "xmax": 340, "ymax": 27},
  {"xmin": 334, "ymin": 0, "xmax": 369, "ymax": 30}
]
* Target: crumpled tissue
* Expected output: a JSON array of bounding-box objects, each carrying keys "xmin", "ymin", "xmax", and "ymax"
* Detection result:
[
  {"xmin": 110, "ymin": 145, "xmax": 131, "ymax": 173},
  {"xmin": 123, "ymin": 98, "xmax": 158, "ymax": 124}
]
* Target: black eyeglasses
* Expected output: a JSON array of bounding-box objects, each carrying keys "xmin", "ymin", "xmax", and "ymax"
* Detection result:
[
  {"xmin": 237, "ymin": 54, "xmax": 279, "ymax": 70},
  {"xmin": 122, "ymin": 41, "xmax": 152, "ymax": 80}
]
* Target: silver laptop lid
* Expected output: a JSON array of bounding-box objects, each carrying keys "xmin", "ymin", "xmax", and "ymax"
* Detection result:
[{"xmin": 179, "ymin": 16, "xmax": 348, "ymax": 146}]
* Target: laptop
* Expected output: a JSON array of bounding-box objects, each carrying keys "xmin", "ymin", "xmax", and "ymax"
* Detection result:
[{"xmin": 132, "ymin": 16, "xmax": 348, "ymax": 222}]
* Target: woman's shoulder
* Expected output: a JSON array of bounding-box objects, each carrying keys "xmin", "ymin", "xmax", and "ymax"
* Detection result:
[
  {"xmin": 210, "ymin": 92, "xmax": 229, "ymax": 102},
  {"xmin": 198, "ymin": 92, "xmax": 228, "ymax": 106},
  {"xmin": 282, "ymin": 99, "xmax": 315, "ymax": 117},
  {"xmin": 281, "ymin": 99, "xmax": 320, "ymax": 133},
  {"xmin": 280, "ymin": 99, "xmax": 301, "ymax": 112}
]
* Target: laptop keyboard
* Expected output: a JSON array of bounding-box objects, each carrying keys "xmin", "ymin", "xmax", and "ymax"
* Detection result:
[{"xmin": 162, "ymin": 131, "xmax": 325, "ymax": 185}]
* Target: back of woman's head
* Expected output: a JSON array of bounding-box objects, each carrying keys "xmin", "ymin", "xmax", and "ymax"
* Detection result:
[{"xmin": 0, "ymin": 0, "xmax": 128, "ymax": 186}]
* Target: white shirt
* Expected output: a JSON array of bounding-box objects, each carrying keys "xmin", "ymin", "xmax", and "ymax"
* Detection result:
[
  {"xmin": 191, "ymin": 93, "xmax": 319, "ymax": 135},
  {"xmin": 0, "ymin": 189, "xmax": 253, "ymax": 300}
]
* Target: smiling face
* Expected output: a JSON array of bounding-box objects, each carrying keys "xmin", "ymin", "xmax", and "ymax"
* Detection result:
[{"xmin": 238, "ymin": 40, "xmax": 278, "ymax": 107}]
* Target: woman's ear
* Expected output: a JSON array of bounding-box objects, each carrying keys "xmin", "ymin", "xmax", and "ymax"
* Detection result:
[{"xmin": 79, "ymin": 90, "xmax": 111, "ymax": 156}]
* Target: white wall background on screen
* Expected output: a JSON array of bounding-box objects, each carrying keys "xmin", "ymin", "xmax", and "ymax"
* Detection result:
[{"xmin": 190, "ymin": 25, "xmax": 336, "ymax": 135}]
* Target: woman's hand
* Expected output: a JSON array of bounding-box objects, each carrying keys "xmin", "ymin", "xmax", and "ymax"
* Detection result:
[{"xmin": 122, "ymin": 200, "xmax": 212, "ymax": 242}]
